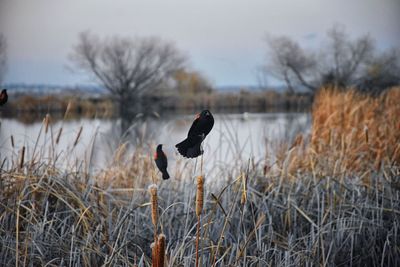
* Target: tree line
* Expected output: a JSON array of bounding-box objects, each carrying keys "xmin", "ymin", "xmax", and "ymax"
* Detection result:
[
  {"xmin": 263, "ymin": 25, "xmax": 400, "ymax": 94},
  {"xmin": 1, "ymin": 25, "xmax": 399, "ymax": 117}
]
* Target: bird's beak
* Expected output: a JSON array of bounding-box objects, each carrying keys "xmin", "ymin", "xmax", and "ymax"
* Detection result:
[{"xmin": 195, "ymin": 113, "xmax": 200, "ymax": 119}]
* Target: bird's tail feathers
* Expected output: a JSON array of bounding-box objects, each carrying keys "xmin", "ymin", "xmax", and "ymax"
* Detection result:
[
  {"xmin": 186, "ymin": 141, "xmax": 203, "ymax": 158},
  {"xmin": 176, "ymin": 138, "xmax": 203, "ymax": 158},
  {"xmin": 176, "ymin": 139, "xmax": 189, "ymax": 157},
  {"xmin": 162, "ymin": 170, "xmax": 170, "ymax": 180}
]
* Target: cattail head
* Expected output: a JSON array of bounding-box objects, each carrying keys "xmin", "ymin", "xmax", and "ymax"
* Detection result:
[
  {"xmin": 73, "ymin": 126, "xmax": 83, "ymax": 147},
  {"xmin": 157, "ymin": 234, "xmax": 166, "ymax": 267},
  {"xmin": 64, "ymin": 101, "xmax": 72, "ymax": 120},
  {"xmin": 148, "ymin": 184, "xmax": 158, "ymax": 228},
  {"xmin": 19, "ymin": 146, "xmax": 26, "ymax": 170},
  {"xmin": 150, "ymin": 242, "xmax": 158, "ymax": 267},
  {"xmin": 196, "ymin": 176, "xmax": 204, "ymax": 217},
  {"xmin": 10, "ymin": 135, "xmax": 14, "ymax": 148},
  {"xmin": 375, "ymin": 148, "xmax": 383, "ymax": 170},
  {"xmin": 241, "ymin": 173, "xmax": 247, "ymax": 205},
  {"xmin": 364, "ymin": 125, "xmax": 369, "ymax": 144},
  {"xmin": 44, "ymin": 113, "xmax": 51, "ymax": 134},
  {"xmin": 55, "ymin": 127, "xmax": 63, "ymax": 144}
]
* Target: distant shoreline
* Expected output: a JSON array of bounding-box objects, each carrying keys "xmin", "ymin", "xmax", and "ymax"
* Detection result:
[{"xmin": 1, "ymin": 90, "xmax": 313, "ymax": 123}]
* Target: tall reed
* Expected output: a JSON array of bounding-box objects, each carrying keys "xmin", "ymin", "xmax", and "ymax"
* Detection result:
[
  {"xmin": 148, "ymin": 187, "xmax": 166, "ymax": 267},
  {"xmin": 195, "ymin": 175, "xmax": 204, "ymax": 267},
  {"xmin": 148, "ymin": 184, "xmax": 158, "ymax": 236}
]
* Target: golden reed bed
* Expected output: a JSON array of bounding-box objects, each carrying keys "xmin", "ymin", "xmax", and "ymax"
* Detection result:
[{"xmin": 277, "ymin": 87, "xmax": 400, "ymax": 177}]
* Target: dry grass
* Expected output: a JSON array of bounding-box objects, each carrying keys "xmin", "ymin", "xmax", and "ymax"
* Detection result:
[
  {"xmin": 276, "ymin": 87, "xmax": 400, "ymax": 178},
  {"xmin": 1, "ymin": 87, "xmax": 399, "ymax": 266},
  {"xmin": 311, "ymin": 87, "xmax": 400, "ymax": 171}
]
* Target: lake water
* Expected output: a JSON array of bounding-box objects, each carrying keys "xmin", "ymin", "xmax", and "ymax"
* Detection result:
[{"xmin": 0, "ymin": 112, "xmax": 311, "ymax": 173}]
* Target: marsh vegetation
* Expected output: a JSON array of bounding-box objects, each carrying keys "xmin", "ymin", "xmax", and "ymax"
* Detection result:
[{"xmin": 0, "ymin": 87, "xmax": 399, "ymax": 266}]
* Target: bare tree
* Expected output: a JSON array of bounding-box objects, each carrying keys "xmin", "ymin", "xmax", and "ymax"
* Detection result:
[
  {"xmin": 0, "ymin": 34, "xmax": 7, "ymax": 85},
  {"xmin": 358, "ymin": 47, "xmax": 400, "ymax": 93},
  {"xmin": 264, "ymin": 25, "xmax": 383, "ymax": 93},
  {"xmin": 266, "ymin": 36, "xmax": 317, "ymax": 92},
  {"xmin": 70, "ymin": 31, "xmax": 186, "ymax": 116},
  {"xmin": 321, "ymin": 26, "xmax": 374, "ymax": 87}
]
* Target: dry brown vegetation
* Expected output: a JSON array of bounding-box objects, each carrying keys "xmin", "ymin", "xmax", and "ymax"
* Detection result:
[
  {"xmin": 311, "ymin": 87, "xmax": 400, "ymax": 172},
  {"xmin": 0, "ymin": 87, "xmax": 399, "ymax": 266},
  {"xmin": 277, "ymin": 87, "xmax": 400, "ymax": 177}
]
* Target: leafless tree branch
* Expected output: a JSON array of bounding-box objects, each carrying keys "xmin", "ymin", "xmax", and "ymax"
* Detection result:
[
  {"xmin": 69, "ymin": 31, "xmax": 186, "ymax": 115},
  {"xmin": 263, "ymin": 25, "xmax": 397, "ymax": 93}
]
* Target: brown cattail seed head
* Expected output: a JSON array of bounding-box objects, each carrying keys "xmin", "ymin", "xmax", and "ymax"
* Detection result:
[
  {"xmin": 157, "ymin": 234, "xmax": 166, "ymax": 267},
  {"xmin": 364, "ymin": 125, "xmax": 369, "ymax": 144},
  {"xmin": 73, "ymin": 126, "xmax": 83, "ymax": 147},
  {"xmin": 19, "ymin": 146, "xmax": 26, "ymax": 169},
  {"xmin": 148, "ymin": 184, "xmax": 158, "ymax": 227},
  {"xmin": 150, "ymin": 242, "xmax": 158, "ymax": 267},
  {"xmin": 196, "ymin": 176, "xmax": 204, "ymax": 217},
  {"xmin": 56, "ymin": 127, "xmax": 63, "ymax": 144},
  {"xmin": 10, "ymin": 135, "xmax": 14, "ymax": 148},
  {"xmin": 241, "ymin": 174, "xmax": 247, "ymax": 205}
]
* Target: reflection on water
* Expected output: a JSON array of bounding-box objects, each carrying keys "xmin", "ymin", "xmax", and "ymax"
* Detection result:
[{"xmin": 0, "ymin": 112, "xmax": 311, "ymax": 172}]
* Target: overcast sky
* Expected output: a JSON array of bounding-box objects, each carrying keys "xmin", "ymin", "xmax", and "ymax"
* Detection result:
[{"xmin": 1, "ymin": 0, "xmax": 399, "ymax": 87}]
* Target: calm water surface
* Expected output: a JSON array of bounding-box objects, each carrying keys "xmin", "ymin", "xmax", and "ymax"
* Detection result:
[{"xmin": 0, "ymin": 112, "xmax": 311, "ymax": 172}]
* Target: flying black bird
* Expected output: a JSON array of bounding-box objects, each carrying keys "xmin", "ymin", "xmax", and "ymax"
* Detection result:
[
  {"xmin": 154, "ymin": 144, "xmax": 170, "ymax": 180},
  {"xmin": 0, "ymin": 89, "xmax": 8, "ymax": 106},
  {"xmin": 176, "ymin": 110, "xmax": 214, "ymax": 158}
]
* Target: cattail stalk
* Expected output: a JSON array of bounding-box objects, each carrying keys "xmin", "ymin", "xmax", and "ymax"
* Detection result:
[
  {"xmin": 148, "ymin": 183, "xmax": 159, "ymax": 252},
  {"xmin": 200, "ymin": 153, "xmax": 204, "ymax": 176},
  {"xmin": 195, "ymin": 175, "xmax": 204, "ymax": 267},
  {"xmin": 149, "ymin": 184, "xmax": 161, "ymax": 267}
]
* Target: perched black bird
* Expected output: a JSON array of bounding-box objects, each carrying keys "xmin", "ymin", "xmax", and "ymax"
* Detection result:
[
  {"xmin": 154, "ymin": 144, "xmax": 170, "ymax": 180},
  {"xmin": 176, "ymin": 110, "xmax": 214, "ymax": 158},
  {"xmin": 0, "ymin": 89, "xmax": 8, "ymax": 106}
]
